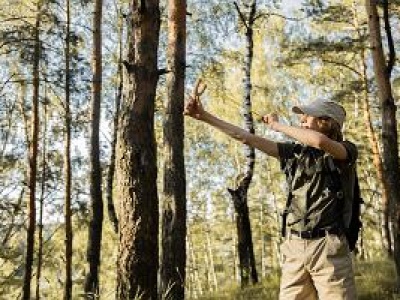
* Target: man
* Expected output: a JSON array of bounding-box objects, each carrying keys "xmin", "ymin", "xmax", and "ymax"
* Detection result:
[{"xmin": 184, "ymin": 95, "xmax": 357, "ymax": 299}]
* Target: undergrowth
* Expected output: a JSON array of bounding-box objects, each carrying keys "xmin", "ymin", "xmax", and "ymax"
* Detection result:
[{"xmin": 194, "ymin": 259, "xmax": 400, "ymax": 300}]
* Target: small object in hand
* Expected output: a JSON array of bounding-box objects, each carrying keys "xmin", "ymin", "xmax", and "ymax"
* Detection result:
[{"xmin": 192, "ymin": 78, "xmax": 207, "ymax": 99}]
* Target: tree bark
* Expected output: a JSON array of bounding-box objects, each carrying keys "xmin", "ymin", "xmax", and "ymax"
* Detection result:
[
  {"xmin": 352, "ymin": 1, "xmax": 392, "ymax": 256},
  {"xmin": 35, "ymin": 98, "xmax": 48, "ymax": 300},
  {"xmin": 205, "ymin": 228, "xmax": 218, "ymax": 291},
  {"xmin": 63, "ymin": 0, "xmax": 73, "ymax": 298},
  {"xmin": 359, "ymin": 54, "xmax": 392, "ymax": 256},
  {"xmin": 115, "ymin": 0, "xmax": 160, "ymax": 299},
  {"xmin": 85, "ymin": 0, "xmax": 104, "ymax": 296},
  {"xmin": 160, "ymin": 0, "xmax": 187, "ymax": 298},
  {"xmin": 187, "ymin": 234, "xmax": 202, "ymax": 297},
  {"xmin": 229, "ymin": 0, "xmax": 258, "ymax": 287},
  {"xmin": 365, "ymin": 0, "xmax": 400, "ymax": 289},
  {"xmin": 22, "ymin": 4, "xmax": 41, "ymax": 299},
  {"xmin": 106, "ymin": 12, "xmax": 123, "ymax": 234},
  {"xmin": 228, "ymin": 188, "xmax": 258, "ymax": 286}
]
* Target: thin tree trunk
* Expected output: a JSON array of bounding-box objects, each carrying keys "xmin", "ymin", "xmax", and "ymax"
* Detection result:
[
  {"xmin": 202, "ymin": 234, "xmax": 211, "ymax": 291},
  {"xmin": 35, "ymin": 96, "xmax": 48, "ymax": 300},
  {"xmin": 64, "ymin": 1, "xmax": 73, "ymax": 298},
  {"xmin": 352, "ymin": 2, "xmax": 392, "ymax": 256},
  {"xmin": 229, "ymin": 189, "xmax": 258, "ymax": 286},
  {"xmin": 206, "ymin": 228, "xmax": 218, "ymax": 291},
  {"xmin": 18, "ymin": 80, "xmax": 30, "ymax": 149},
  {"xmin": 231, "ymin": 213, "xmax": 239, "ymax": 283},
  {"xmin": 115, "ymin": 0, "xmax": 160, "ymax": 298},
  {"xmin": 187, "ymin": 235, "xmax": 202, "ymax": 297},
  {"xmin": 22, "ymin": 4, "xmax": 41, "ymax": 299},
  {"xmin": 186, "ymin": 238, "xmax": 193, "ymax": 298},
  {"xmin": 228, "ymin": 0, "xmax": 258, "ymax": 287},
  {"xmin": 359, "ymin": 55, "xmax": 392, "ymax": 255},
  {"xmin": 106, "ymin": 12, "xmax": 123, "ymax": 234},
  {"xmin": 160, "ymin": 0, "xmax": 187, "ymax": 298},
  {"xmin": 85, "ymin": 0, "xmax": 104, "ymax": 296},
  {"xmin": 260, "ymin": 191, "xmax": 266, "ymax": 278},
  {"xmin": 365, "ymin": 0, "xmax": 400, "ymax": 289}
]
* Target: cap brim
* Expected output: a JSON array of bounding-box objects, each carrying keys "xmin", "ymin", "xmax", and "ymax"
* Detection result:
[
  {"xmin": 292, "ymin": 106, "xmax": 304, "ymax": 114},
  {"xmin": 292, "ymin": 105, "xmax": 324, "ymax": 118}
]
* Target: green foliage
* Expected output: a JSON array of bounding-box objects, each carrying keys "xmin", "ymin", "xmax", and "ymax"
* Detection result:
[
  {"xmin": 355, "ymin": 260, "xmax": 399, "ymax": 300},
  {"xmin": 193, "ymin": 260, "xmax": 399, "ymax": 300},
  {"xmin": 1, "ymin": 0, "xmax": 400, "ymax": 298}
]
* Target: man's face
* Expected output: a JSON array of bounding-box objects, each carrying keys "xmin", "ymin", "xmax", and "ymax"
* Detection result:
[{"xmin": 300, "ymin": 114, "xmax": 320, "ymax": 131}]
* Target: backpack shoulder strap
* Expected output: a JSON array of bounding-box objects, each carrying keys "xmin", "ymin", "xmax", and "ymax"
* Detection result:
[
  {"xmin": 281, "ymin": 157, "xmax": 295, "ymax": 238},
  {"xmin": 323, "ymin": 155, "xmax": 344, "ymax": 200},
  {"xmin": 281, "ymin": 182, "xmax": 293, "ymax": 237}
]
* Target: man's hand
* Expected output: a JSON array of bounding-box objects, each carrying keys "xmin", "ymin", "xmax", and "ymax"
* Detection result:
[
  {"xmin": 262, "ymin": 113, "xmax": 279, "ymax": 130},
  {"xmin": 184, "ymin": 78, "xmax": 207, "ymax": 120},
  {"xmin": 184, "ymin": 96, "xmax": 205, "ymax": 120}
]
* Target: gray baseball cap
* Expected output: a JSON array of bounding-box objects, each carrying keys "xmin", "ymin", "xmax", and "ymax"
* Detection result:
[{"xmin": 292, "ymin": 100, "xmax": 346, "ymax": 128}]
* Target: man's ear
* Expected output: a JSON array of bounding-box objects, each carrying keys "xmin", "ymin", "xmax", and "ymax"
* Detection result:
[{"xmin": 317, "ymin": 118, "xmax": 333, "ymax": 134}]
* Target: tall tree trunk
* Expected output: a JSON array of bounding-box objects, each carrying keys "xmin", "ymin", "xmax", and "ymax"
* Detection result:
[
  {"xmin": 22, "ymin": 4, "xmax": 41, "ymax": 299},
  {"xmin": 160, "ymin": 0, "xmax": 186, "ymax": 298},
  {"xmin": 231, "ymin": 213, "xmax": 239, "ymax": 283},
  {"xmin": 205, "ymin": 228, "xmax": 218, "ymax": 291},
  {"xmin": 365, "ymin": 0, "xmax": 400, "ymax": 289},
  {"xmin": 115, "ymin": 0, "xmax": 160, "ymax": 299},
  {"xmin": 352, "ymin": 1, "xmax": 392, "ymax": 256},
  {"xmin": 228, "ymin": 0, "xmax": 258, "ymax": 287},
  {"xmin": 35, "ymin": 97, "xmax": 48, "ymax": 300},
  {"xmin": 260, "ymin": 192, "xmax": 266, "ymax": 278},
  {"xmin": 64, "ymin": 1, "xmax": 73, "ymax": 299},
  {"xmin": 228, "ymin": 188, "xmax": 258, "ymax": 286},
  {"xmin": 85, "ymin": 0, "xmax": 104, "ymax": 296},
  {"xmin": 359, "ymin": 53, "xmax": 392, "ymax": 255},
  {"xmin": 187, "ymin": 234, "xmax": 202, "ymax": 297},
  {"xmin": 106, "ymin": 12, "xmax": 123, "ymax": 234}
]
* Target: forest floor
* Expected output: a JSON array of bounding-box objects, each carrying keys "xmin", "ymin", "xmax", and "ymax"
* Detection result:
[{"xmin": 194, "ymin": 259, "xmax": 400, "ymax": 300}]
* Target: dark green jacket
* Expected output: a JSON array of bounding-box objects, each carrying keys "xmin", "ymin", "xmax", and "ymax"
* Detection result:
[{"xmin": 278, "ymin": 141, "xmax": 358, "ymax": 232}]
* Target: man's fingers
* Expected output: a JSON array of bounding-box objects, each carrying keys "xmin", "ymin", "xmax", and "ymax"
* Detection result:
[
  {"xmin": 197, "ymin": 82, "xmax": 207, "ymax": 96},
  {"xmin": 260, "ymin": 113, "xmax": 279, "ymax": 126},
  {"xmin": 192, "ymin": 78, "xmax": 207, "ymax": 98},
  {"xmin": 260, "ymin": 115, "xmax": 269, "ymax": 124},
  {"xmin": 192, "ymin": 78, "xmax": 201, "ymax": 98}
]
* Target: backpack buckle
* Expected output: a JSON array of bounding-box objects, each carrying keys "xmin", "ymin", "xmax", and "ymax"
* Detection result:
[{"xmin": 337, "ymin": 191, "xmax": 344, "ymax": 199}]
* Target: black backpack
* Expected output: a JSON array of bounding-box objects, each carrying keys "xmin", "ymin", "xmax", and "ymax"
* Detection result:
[
  {"xmin": 325, "ymin": 155, "xmax": 363, "ymax": 252},
  {"xmin": 345, "ymin": 173, "xmax": 363, "ymax": 251}
]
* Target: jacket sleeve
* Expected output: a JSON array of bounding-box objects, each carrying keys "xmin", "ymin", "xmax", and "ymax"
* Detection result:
[
  {"xmin": 277, "ymin": 142, "xmax": 302, "ymax": 174},
  {"xmin": 342, "ymin": 140, "xmax": 358, "ymax": 166}
]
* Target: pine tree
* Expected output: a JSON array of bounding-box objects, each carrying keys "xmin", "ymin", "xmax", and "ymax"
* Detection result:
[
  {"xmin": 85, "ymin": 0, "xmax": 104, "ymax": 296},
  {"xmin": 365, "ymin": 0, "xmax": 400, "ymax": 290},
  {"xmin": 115, "ymin": 0, "xmax": 161, "ymax": 298},
  {"xmin": 160, "ymin": 0, "xmax": 187, "ymax": 298}
]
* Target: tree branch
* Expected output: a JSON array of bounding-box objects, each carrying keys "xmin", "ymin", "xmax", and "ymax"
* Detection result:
[
  {"xmin": 254, "ymin": 11, "xmax": 309, "ymax": 22},
  {"xmin": 234, "ymin": 2, "xmax": 249, "ymax": 30},
  {"xmin": 321, "ymin": 58, "xmax": 361, "ymax": 76},
  {"xmin": 157, "ymin": 68, "xmax": 170, "ymax": 76},
  {"xmin": 382, "ymin": 0, "xmax": 396, "ymax": 76}
]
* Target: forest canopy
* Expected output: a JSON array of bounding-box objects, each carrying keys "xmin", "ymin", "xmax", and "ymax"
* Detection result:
[{"xmin": 1, "ymin": 0, "xmax": 400, "ymax": 299}]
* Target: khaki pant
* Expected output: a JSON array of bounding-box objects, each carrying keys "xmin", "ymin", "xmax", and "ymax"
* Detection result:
[{"xmin": 279, "ymin": 233, "xmax": 357, "ymax": 300}]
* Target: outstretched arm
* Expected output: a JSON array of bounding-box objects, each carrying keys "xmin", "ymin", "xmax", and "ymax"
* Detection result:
[
  {"xmin": 263, "ymin": 114, "xmax": 348, "ymax": 160},
  {"xmin": 184, "ymin": 97, "xmax": 279, "ymax": 158}
]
